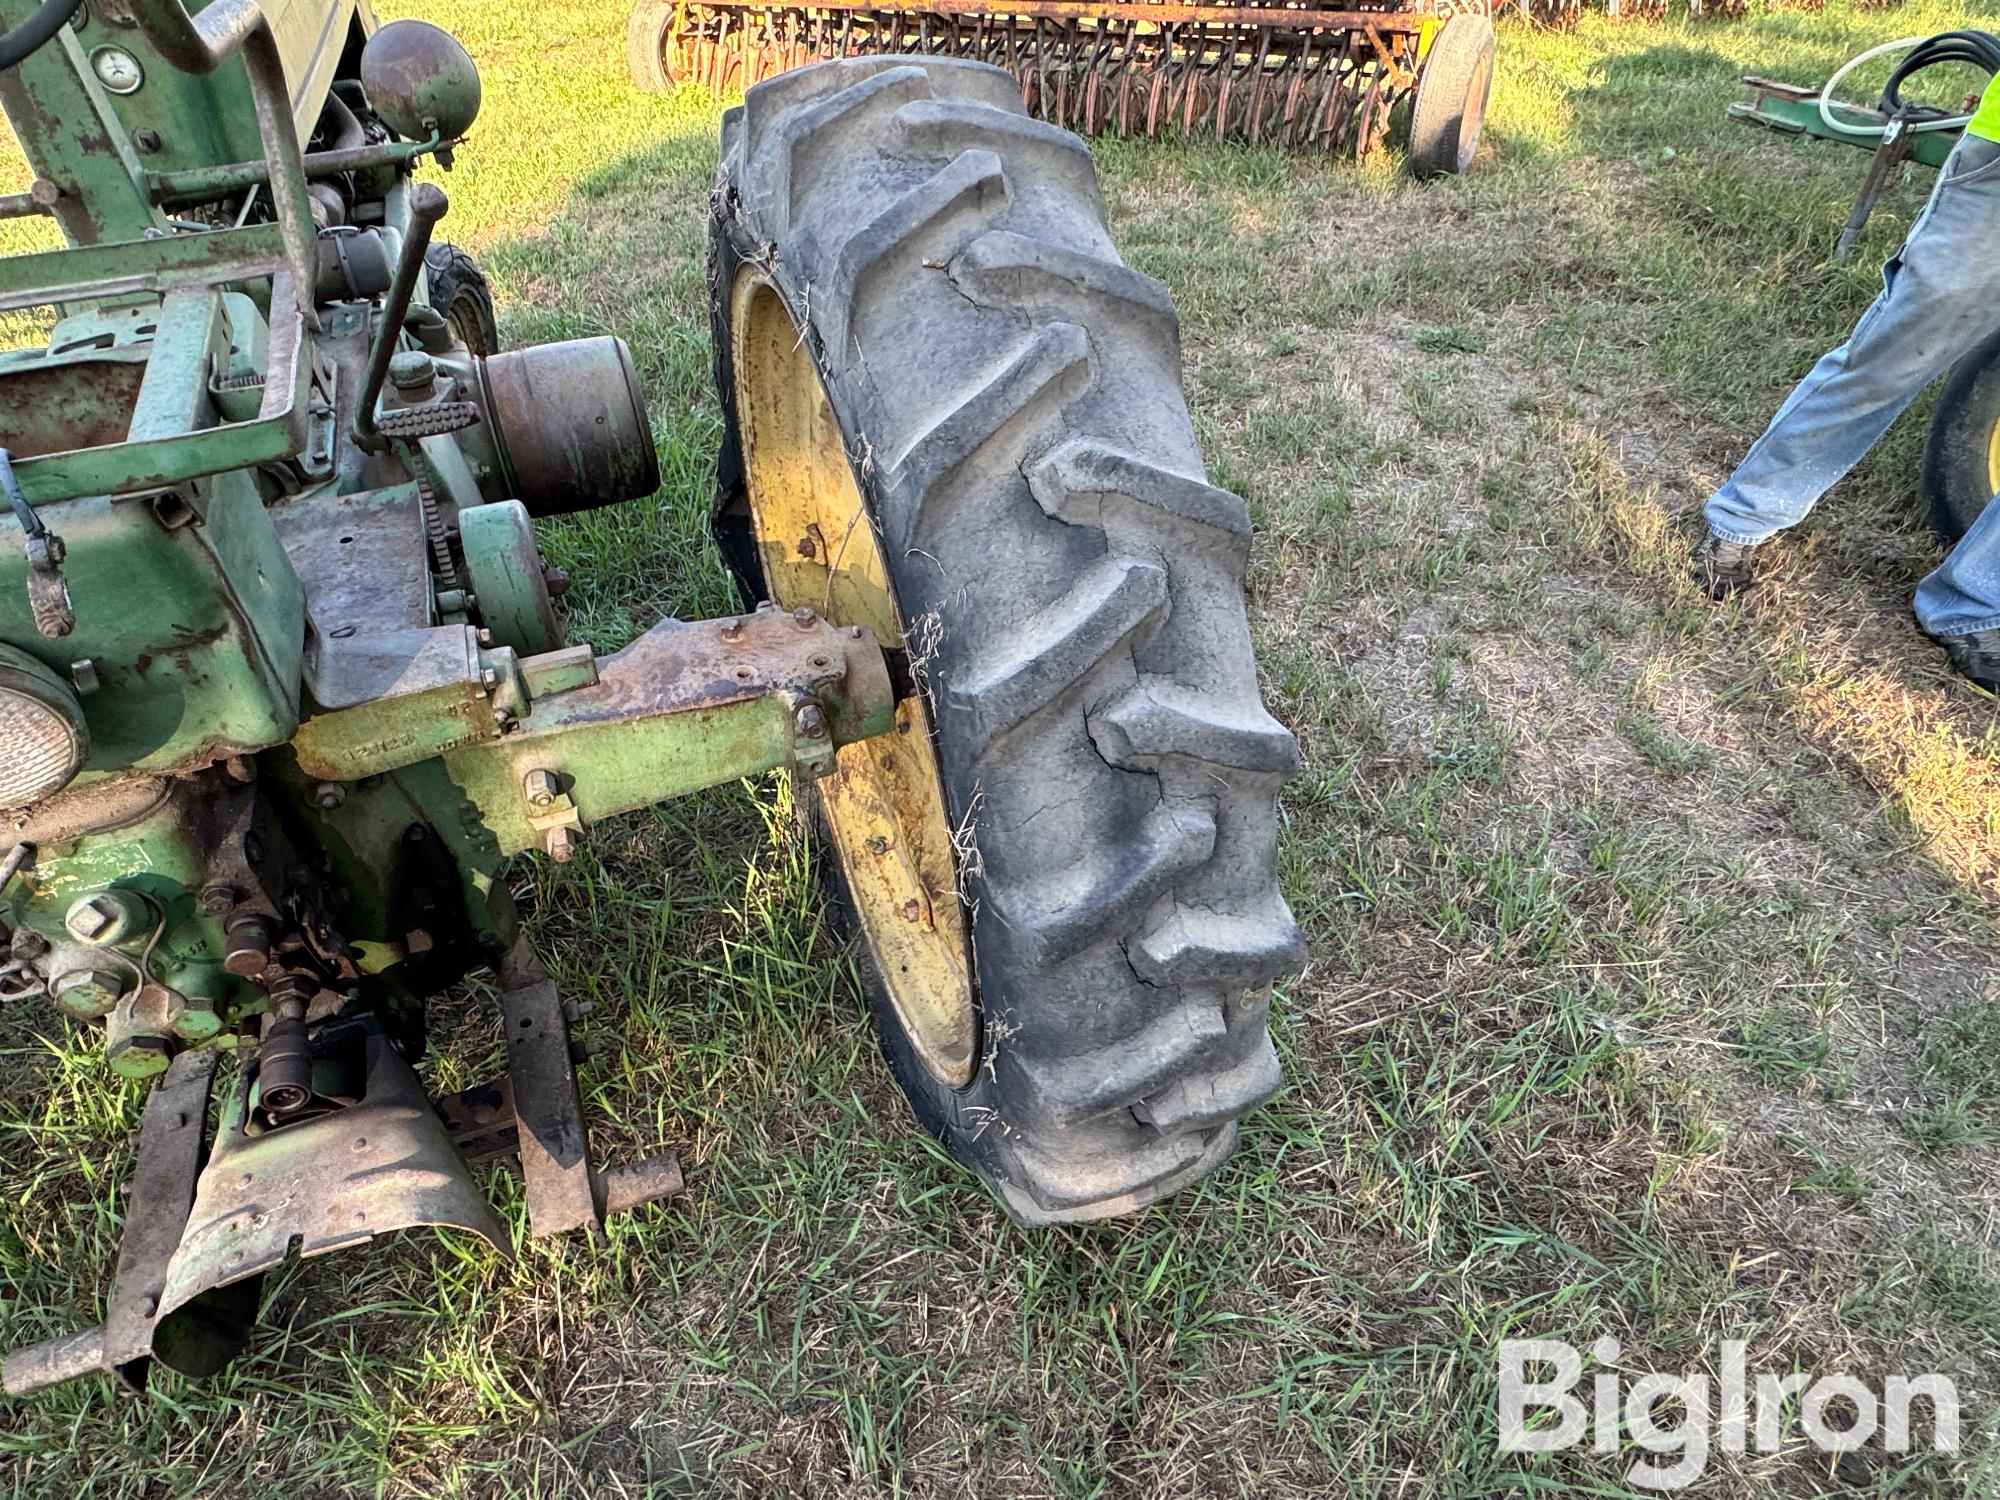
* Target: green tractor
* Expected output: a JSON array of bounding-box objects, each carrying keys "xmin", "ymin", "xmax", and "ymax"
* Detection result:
[{"xmin": 0, "ymin": 1, "xmax": 1301, "ymax": 1395}]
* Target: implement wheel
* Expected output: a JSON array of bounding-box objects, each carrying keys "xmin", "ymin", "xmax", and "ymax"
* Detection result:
[
  {"xmin": 1408, "ymin": 14, "xmax": 1495, "ymax": 179},
  {"xmin": 709, "ymin": 58, "xmax": 1304, "ymax": 1223},
  {"xmin": 1923, "ymin": 327, "xmax": 2000, "ymax": 543},
  {"xmin": 626, "ymin": 0, "xmax": 675, "ymax": 92}
]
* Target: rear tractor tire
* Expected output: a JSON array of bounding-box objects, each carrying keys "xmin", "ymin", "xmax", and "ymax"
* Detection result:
[
  {"xmin": 1922, "ymin": 326, "xmax": 2000, "ymax": 544},
  {"xmin": 1408, "ymin": 13, "xmax": 1496, "ymax": 180},
  {"xmin": 708, "ymin": 58, "xmax": 1305, "ymax": 1223}
]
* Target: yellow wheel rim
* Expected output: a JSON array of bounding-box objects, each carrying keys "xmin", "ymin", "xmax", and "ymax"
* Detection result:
[{"xmin": 729, "ymin": 269, "xmax": 976, "ymax": 1087}]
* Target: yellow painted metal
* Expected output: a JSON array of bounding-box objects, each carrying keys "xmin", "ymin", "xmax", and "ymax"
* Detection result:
[
  {"xmin": 1988, "ymin": 412, "xmax": 2000, "ymax": 500},
  {"xmin": 730, "ymin": 270, "xmax": 976, "ymax": 1087}
]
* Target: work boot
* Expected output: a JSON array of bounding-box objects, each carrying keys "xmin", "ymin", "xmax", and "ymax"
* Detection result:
[
  {"xmin": 1691, "ymin": 532, "xmax": 1757, "ymax": 600},
  {"xmin": 1932, "ymin": 629, "xmax": 2000, "ymax": 693}
]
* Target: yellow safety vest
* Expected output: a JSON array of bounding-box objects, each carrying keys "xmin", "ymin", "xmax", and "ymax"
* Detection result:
[{"xmin": 1971, "ymin": 71, "xmax": 2000, "ymax": 143}]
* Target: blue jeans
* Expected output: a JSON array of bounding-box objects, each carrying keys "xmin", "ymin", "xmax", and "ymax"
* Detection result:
[{"xmin": 1703, "ymin": 131, "xmax": 2000, "ymax": 636}]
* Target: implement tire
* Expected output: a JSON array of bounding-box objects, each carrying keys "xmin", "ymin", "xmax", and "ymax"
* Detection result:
[
  {"xmin": 709, "ymin": 58, "xmax": 1304, "ymax": 1223},
  {"xmin": 1923, "ymin": 326, "xmax": 2000, "ymax": 544},
  {"xmin": 625, "ymin": 0, "xmax": 673, "ymax": 92},
  {"xmin": 1408, "ymin": 14, "xmax": 1495, "ymax": 180}
]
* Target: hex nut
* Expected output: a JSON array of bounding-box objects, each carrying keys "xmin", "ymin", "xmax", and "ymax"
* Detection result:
[
  {"xmin": 52, "ymin": 966, "xmax": 128, "ymax": 1019},
  {"xmin": 522, "ymin": 769, "xmax": 560, "ymax": 808},
  {"xmin": 546, "ymin": 827, "xmax": 579, "ymax": 863},
  {"xmin": 107, "ymin": 1034, "xmax": 173, "ymax": 1080},
  {"xmin": 314, "ymin": 782, "xmax": 347, "ymax": 810}
]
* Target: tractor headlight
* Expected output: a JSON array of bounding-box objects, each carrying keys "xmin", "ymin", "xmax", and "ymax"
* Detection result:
[{"xmin": 0, "ymin": 645, "xmax": 86, "ymax": 809}]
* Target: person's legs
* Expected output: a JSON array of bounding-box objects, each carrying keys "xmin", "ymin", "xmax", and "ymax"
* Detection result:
[
  {"xmin": 1701, "ymin": 133, "xmax": 2000, "ymax": 549},
  {"xmin": 1916, "ymin": 488, "xmax": 2000, "ymax": 643}
]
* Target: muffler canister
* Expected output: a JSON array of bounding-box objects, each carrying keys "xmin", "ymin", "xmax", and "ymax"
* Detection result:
[{"xmin": 477, "ymin": 335, "xmax": 660, "ymax": 516}]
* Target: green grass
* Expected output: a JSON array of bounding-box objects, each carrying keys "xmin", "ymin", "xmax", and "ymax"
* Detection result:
[{"xmin": 4, "ymin": 0, "xmax": 2000, "ymax": 1495}]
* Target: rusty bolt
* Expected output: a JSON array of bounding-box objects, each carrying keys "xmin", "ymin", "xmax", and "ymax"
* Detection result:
[
  {"xmin": 792, "ymin": 606, "xmax": 816, "ymax": 629},
  {"xmin": 797, "ymin": 703, "xmax": 828, "ymax": 741},
  {"xmin": 522, "ymin": 768, "xmax": 559, "ymax": 808},
  {"xmin": 543, "ymin": 565, "xmax": 571, "ymax": 598},
  {"xmin": 545, "ymin": 827, "xmax": 579, "ymax": 863},
  {"xmin": 900, "ymin": 899, "xmax": 922, "ymax": 922},
  {"xmin": 27, "ymin": 177, "xmax": 60, "ymax": 208},
  {"xmin": 404, "ymin": 928, "xmax": 435, "ymax": 956},
  {"xmin": 66, "ymin": 891, "xmax": 145, "ymax": 947},
  {"xmin": 10, "ymin": 927, "xmax": 48, "ymax": 960},
  {"xmin": 719, "ymin": 618, "xmax": 743, "ymax": 642},
  {"xmin": 865, "ymin": 836, "xmax": 890, "ymax": 856},
  {"xmin": 797, "ymin": 535, "xmax": 817, "ymax": 559},
  {"xmin": 64, "ymin": 897, "xmax": 116, "ymax": 944},
  {"xmin": 314, "ymin": 782, "xmax": 346, "ymax": 811},
  {"xmin": 199, "ymin": 883, "xmax": 239, "ymax": 917},
  {"xmin": 222, "ymin": 915, "xmax": 274, "ymax": 980},
  {"xmin": 131, "ymin": 130, "xmax": 161, "ymax": 156}
]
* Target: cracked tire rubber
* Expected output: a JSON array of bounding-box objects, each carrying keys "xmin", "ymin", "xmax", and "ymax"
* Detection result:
[{"xmin": 708, "ymin": 57, "xmax": 1305, "ymax": 1223}]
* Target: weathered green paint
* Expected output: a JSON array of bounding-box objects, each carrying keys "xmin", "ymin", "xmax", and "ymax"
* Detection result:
[
  {"xmin": 3, "ymin": 787, "xmax": 250, "ymax": 1061},
  {"xmin": 0, "ymin": 221, "xmax": 288, "ymax": 309},
  {"xmin": 1730, "ymin": 88, "xmax": 1958, "ymax": 169},
  {"xmin": 458, "ymin": 500, "xmax": 557, "ymax": 655},
  {"xmin": 443, "ymin": 695, "xmax": 830, "ymax": 857},
  {"xmin": 0, "ymin": 20, "xmax": 158, "ymax": 245},
  {"xmin": 147, "ymin": 130, "xmax": 435, "ymax": 206},
  {"xmin": 0, "ymin": 470, "xmax": 303, "ymax": 773},
  {"xmin": 0, "ymin": 226, "xmax": 312, "ymax": 507},
  {"xmin": 0, "ymin": 0, "xmax": 373, "ymax": 223},
  {"xmin": 292, "ymin": 656, "xmax": 494, "ymax": 780}
]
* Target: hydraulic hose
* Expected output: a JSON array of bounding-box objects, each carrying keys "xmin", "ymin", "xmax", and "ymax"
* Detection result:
[
  {"xmin": 1818, "ymin": 30, "xmax": 2000, "ymax": 141},
  {"xmin": 0, "ymin": 0, "xmax": 82, "ymax": 71}
]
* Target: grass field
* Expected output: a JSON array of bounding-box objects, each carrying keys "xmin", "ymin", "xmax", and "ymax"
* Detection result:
[{"xmin": 5, "ymin": 0, "xmax": 2000, "ymax": 1494}]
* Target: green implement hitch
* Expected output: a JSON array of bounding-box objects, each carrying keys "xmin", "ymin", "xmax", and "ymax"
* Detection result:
[
  {"xmin": 1729, "ymin": 27, "xmax": 1999, "ymax": 261},
  {"xmin": 0, "ymin": 0, "xmax": 898, "ymax": 1396},
  {"xmin": 1730, "ymin": 78, "xmax": 1962, "ymax": 262}
]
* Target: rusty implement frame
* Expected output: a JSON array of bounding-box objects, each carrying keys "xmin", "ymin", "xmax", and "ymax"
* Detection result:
[{"xmin": 652, "ymin": 0, "xmax": 1460, "ymax": 153}]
